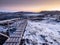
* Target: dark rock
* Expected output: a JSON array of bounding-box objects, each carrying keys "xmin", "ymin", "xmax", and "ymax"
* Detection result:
[
  {"xmin": 49, "ymin": 42, "xmax": 53, "ymax": 44},
  {"xmin": 42, "ymin": 43, "xmax": 48, "ymax": 45},
  {"xmin": 40, "ymin": 35, "xmax": 46, "ymax": 38},
  {"xmin": 26, "ymin": 39, "xmax": 30, "ymax": 44}
]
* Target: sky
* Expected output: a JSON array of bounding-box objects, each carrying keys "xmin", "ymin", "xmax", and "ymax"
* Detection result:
[{"xmin": 0, "ymin": 0, "xmax": 60, "ymax": 12}]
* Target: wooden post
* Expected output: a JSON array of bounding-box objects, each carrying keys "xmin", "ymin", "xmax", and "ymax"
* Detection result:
[
  {"xmin": 7, "ymin": 21, "xmax": 10, "ymax": 36},
  {"xmin": 16, "ymin": 18, "xmax": 18, "ymax": 29}
]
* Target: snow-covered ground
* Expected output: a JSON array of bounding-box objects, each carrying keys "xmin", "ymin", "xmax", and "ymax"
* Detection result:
[
  {"xmin": 0, "ymin": 26, "xmax": 8, "ymax": 32},
  {"xmin": 0, "ymin": 17, "xmax": 60, "ymax": 45},
  {"xmin": 0, "ymin": 20, "xmax": 22, "ymax": 34},
  {"xmin": 23, "ymin": 19, "xmax": 60, "ymax": 45}
]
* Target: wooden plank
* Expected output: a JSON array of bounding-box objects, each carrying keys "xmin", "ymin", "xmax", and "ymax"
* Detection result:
[
  {"xmin": 6, "ymin": 38, "xmax": 18, "ymax": 43},
  {"xmin": 10, "ymin": 36, "xmax": 20, "ymax": 38},
  {"xmin": 9, "ymin": 43, "xmax": 13, "ymax": 45},
  {"xmin": 13, "ymin": 33, "xmax": 22, "ymax": 35},
  {"xmin": 10, "ymin": 35, "xmax": 22, "ymax": 37}
]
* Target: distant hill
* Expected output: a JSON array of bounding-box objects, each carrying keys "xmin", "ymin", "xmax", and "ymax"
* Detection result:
[
  {"xmin": 39, "ymin": 11, "xmax": 60, "ymax": 15},
  {"xmin": 0, "ymin": 11, "xmax": 37, "ymax": 20},
  {"xmin": 1, "ymin": 11, "xmax": 60, "ymax": 21},
  {"xmin": 0, "ymin": 12, "xmax": 21, "ymax": 20}
]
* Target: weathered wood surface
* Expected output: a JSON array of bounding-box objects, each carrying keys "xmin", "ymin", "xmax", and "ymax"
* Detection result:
[{"xmin": 3, "ymin": 19, "xmax": 27, "ymax": 45}]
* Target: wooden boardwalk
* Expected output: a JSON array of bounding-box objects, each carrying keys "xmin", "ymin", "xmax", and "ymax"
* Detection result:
[{"xmin": 3, "ymin": 20, "xmax": 27, "ymax": 45}]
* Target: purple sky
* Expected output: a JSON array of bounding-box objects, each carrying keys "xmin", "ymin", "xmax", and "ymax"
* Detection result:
[{"xmin": 0, "ymin": 0, "xmax": 60, "ymax": 12}]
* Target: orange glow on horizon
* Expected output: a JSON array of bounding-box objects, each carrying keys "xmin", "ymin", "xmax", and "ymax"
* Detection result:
[{"xmin": 0, "ymin": 3, "xmax": 60, "ymax": 12}]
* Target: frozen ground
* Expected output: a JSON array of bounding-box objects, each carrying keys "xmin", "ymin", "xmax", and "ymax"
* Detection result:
[{"xmin": 23, "ymin": 19, "xmax": 60, "ymax": 45}]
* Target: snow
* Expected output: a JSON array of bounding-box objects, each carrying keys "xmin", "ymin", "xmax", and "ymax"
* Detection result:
[
  {"xmin": 0, "ymin": 19, "xmax": 22, "ymax": 33},
  {"xmin": 23, "ymin": 19, "xmax": 60, "ymax": 45},
  {"xmin": 0, "ymin": 17, "xmax": 60, "ymax": 45},
  {"xmin": 0, "ymin": 26, "xmax": 8, "ymax": 32}
]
